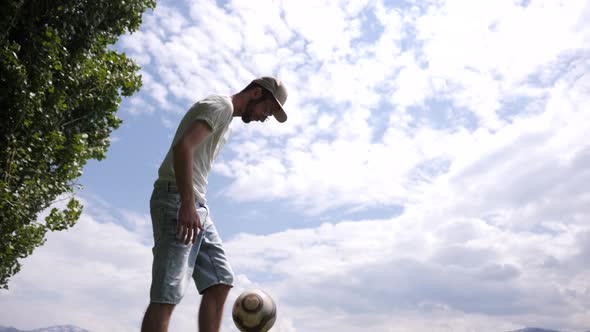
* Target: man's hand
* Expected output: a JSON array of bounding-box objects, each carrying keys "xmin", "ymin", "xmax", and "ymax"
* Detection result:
[{"xmin": 177, "ymin": 200, "xmax": 204, "ymax": 245}]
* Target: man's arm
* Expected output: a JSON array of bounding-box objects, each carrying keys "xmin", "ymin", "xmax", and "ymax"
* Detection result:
[{"xmin": 172, "ymin": 120, "xmax": 212, "ymax": 244}]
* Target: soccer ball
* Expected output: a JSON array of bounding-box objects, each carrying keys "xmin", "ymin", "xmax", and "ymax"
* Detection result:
[{"xmin": 232, "ymin": 289, "xmax": 277, "ymax": 332}]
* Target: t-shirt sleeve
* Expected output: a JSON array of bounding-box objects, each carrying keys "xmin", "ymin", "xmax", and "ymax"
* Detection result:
[{"xmin": 188, "ymin": 97, "xmax": 231, "ymax": 132}]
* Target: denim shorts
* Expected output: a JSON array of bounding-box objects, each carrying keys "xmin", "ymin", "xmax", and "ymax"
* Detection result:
[{"xmin": 149, "ymin": 181, "xmax": 234, "ymax": 304}]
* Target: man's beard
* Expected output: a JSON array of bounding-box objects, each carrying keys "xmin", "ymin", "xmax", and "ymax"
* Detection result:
[{"xmin": 241, "ymin": 99, "xmax": 259, "ymax": 123}]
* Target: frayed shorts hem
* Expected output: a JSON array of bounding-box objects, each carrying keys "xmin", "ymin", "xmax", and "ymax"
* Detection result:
[{"xmin": 198, "ymin": 281, "xmax": 234, "ymax": 295}]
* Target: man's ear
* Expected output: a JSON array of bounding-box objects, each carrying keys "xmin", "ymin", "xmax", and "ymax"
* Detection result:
[{"xmin": 250, "ymin": 86, "xmax": 263, "ymax": 100}]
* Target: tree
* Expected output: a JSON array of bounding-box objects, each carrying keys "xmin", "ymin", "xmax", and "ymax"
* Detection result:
[{"xmin": 0, "ymin": 0, "xmax": 156, "ymax": 289}]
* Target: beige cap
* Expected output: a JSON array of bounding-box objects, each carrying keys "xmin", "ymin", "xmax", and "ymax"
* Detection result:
[{"xmin": 252, "ymin": 76, "xmax": 288, "ymax": 123}]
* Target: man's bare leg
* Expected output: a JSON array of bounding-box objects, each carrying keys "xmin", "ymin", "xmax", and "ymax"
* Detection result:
[
  {"xmin": 141, "ymin": 303, "xmax": 175, "ymax": 332},
  {"xmin": 199, "ymin": 284, "xmax": 232, "ymax": 332}
]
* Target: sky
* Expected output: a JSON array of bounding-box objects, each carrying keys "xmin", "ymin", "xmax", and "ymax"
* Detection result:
[{"xmin": 1, "ymin": 0, "xmax": 590, "ymax": 331}]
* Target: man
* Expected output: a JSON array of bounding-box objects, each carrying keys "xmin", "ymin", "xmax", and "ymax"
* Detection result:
[{"xmin": 141, "ymin": 77, "xmax": 288, "ymax": 332}]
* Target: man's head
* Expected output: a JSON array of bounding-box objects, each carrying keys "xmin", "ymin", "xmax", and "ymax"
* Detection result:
[{"xmin": 239, "ymin": 77, "xmax": 288, "ymax": 124}]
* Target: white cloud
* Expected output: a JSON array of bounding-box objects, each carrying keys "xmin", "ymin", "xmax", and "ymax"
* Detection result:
[
  {"xmin": 203, "ymin": 0, "xmax": 588, "ymax": 217},
  {"xmin": 391, "ymin": 58, "xmax": 432, "ymax": 108},
  {"xmin": 281, "ymin": 0, "xmax": 363, "ymax": 60},
  {"xmin": 125, "ymin": 75, "xmax": 157, "ymax": 115},
  {"xmin": 411, "ymin": 0, "xmax": 589, "ymax": 129},
  {"xmin": 224, "ymin": 210, "xmax": 590, "ymax": 331}
]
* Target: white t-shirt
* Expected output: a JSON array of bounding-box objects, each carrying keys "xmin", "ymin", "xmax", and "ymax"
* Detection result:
[{"xmin": 156, "ymin": 95, "xmax": 233, "ymax": 204}]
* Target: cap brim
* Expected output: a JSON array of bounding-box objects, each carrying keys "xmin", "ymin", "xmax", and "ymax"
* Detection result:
[
  {"xmin": 274, "ymin": 109, "xmax": 287, "ymax": 123},
  {"xmin": 272, "ymin": 96, "xmax": 287, "ymax": 123}
]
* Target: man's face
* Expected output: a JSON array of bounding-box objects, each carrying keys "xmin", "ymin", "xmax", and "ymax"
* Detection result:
[{"xmin": 242, "ymin": 98, "xmax": 280, "ymax": 123}]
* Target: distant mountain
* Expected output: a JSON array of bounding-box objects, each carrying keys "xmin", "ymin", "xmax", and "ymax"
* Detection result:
[
  {"xmin": 0, "ymin": 327, "xmax": 20, "ymax": 332},
  {"xmin": 508, "ymin": 328, "xmax": 586, "ymax": 332},
  {"xmin": 0, "ymin": 326, "xmax": 89, "ymax": 332}
]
